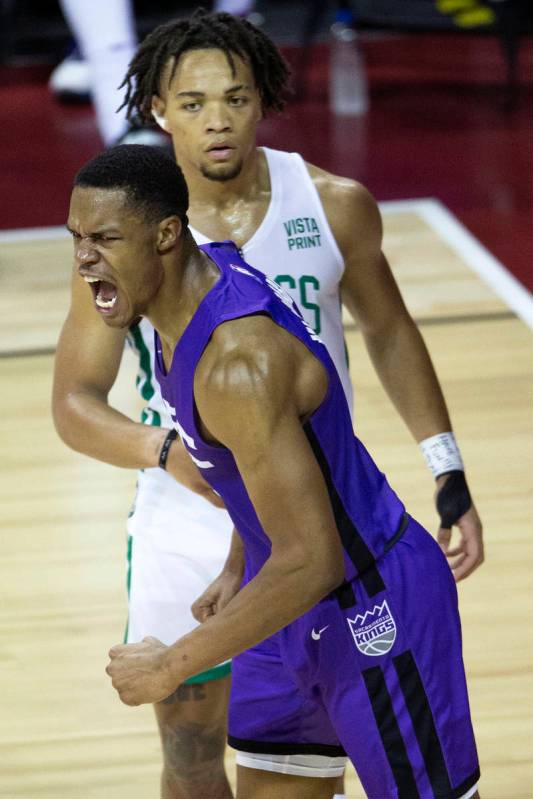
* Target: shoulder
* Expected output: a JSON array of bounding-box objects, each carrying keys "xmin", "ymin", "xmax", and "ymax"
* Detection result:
[
  {"xmin": 197, "ymin": 316, "xmax": 294, "ymax": 406},
  {"xmin": 305, "ymin": 161, "xmax": 383, "ymax": 253},
  {"xmin": 193, "ymin": 315, "xmax": 296, "ymax": 446},
  {"xmin": 193, "ymin": 308, "xmax": 330, "ymax": 451}
]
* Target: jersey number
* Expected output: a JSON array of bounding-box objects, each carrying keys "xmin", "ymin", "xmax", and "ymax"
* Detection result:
[{"xmin": 275, "ymin": 274, "xmax": 321, "ymax": 334}]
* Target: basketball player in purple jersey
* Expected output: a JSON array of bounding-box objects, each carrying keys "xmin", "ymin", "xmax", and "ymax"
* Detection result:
[
  {"xmin": 66, "ymin": 144, "xmax": 481, "ymax": 799},
  {"xmin": 54, "ymin": 11, "xmax": 483, "ymax": 799}
]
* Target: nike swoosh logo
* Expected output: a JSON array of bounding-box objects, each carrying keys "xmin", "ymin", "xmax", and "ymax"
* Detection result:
[{"xmin": 311, "ymin": 625, "xmax": 329, "ymax": 641}]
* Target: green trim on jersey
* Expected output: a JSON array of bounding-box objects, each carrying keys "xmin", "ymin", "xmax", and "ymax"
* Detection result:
[
  {"xmin": 141, "ymin": 408, "xmax": 162, "ymax": 427},
  {"xmin": 129, "ymin": 324, "xmax": 155, "ymax": 401},
  {"xmin": 123, "ymin": 534, "xmax": 134, "ymax": 643},
  {"xmin": 129, "ymin": 324, "xmax": 162, "ymax": 427},
  {"xmin": 184, "ymin": 661, "xmax": 232, "ymax": 685}
]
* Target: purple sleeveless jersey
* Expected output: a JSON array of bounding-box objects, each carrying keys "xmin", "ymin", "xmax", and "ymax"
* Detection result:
[
  {"xmin": 154, "ymin": 241, "xmax": 405, "ymax": 595},
  {"xmin": 154, "ymin": 242, "xmax": 480, "ymax": 799}
]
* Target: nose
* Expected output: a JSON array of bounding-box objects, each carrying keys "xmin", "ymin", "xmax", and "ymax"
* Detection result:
[
  {"xmin": 75, "ymin": 237, "xmax": 99, "ymax": 267},
  {"xmin": 204, "ymin": 102, "xmax": 232, "ymax": 134}
]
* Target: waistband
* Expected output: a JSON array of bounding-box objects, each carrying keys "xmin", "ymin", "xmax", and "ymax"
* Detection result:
[
  {"xmin": 382, "ymin": 511, "xmax": 410, "ymax": 557},
  {"xmin": 330, "ymin": 512, "xmax": 410, "ymax": 610}
]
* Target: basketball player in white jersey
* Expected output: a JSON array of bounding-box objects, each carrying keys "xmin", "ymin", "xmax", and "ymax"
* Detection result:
[{"xmin": 52, "ymin": 9, "xmax": 484, "ymax": 799}]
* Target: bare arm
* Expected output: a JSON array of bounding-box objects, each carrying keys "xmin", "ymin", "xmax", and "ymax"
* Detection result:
[
  {"xmin": 173, "ymin": 321, "xmax": 344, "ymax": 670},
  {"xmin": 52, "ymin": 264, "xmax": 224, "ymax": 506},
  {"xmin": 312, "ymin": 166, "xmax": 483, "ymax": 580},
  {"xmin": 315, "ymin": 169, "xmax": 451, "ymax": 440},
  {"xmin": 52, "ymin": 264, "xmax": 168, "ymax": 467},
  {"xmin": 191, "ymin": 527, "xmax": 244, "ymax": 622},
  {"xmin": 106, "ymin": 318, "xmax": 345, "ymax": 703}
]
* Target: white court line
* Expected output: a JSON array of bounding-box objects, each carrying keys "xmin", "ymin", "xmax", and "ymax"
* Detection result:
[
  {"xmin": 0, "ymin": 226, "xmax": 68, "ymax": 243},
  {"xmin": 1, "ymin": 201, "xmax": 532, "ymax": 328},
  {"xmin": 380, "ymin": 197, "xmax": 533, "ymax": 329}
]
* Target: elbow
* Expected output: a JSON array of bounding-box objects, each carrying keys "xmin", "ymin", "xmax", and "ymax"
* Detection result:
[
  {"xmin": 303, "ymin": 549, "xmax": 345, "ymax": 601},
  {"xmin": 319, "ymin": 556, "xmax": 345, "ymax": 597},
  {"xmin": 51, "ymin": 396, "xmax": 76, "ymax": 448},
  {"xmin": 51, "ymin": 391, "xmax": 88, "ymax": 452},
  {"xmin": 51, "ymin": 390, "xmax": 67, "ymax": 437},
  {"xmin": 270, "ymin": 542, "xmax": 345, "ymax": 605},
  {"xmin": 362, "ymin": 310, "xmax": 413, "ymax": 346}
]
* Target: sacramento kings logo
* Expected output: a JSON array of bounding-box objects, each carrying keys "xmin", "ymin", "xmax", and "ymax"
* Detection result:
[{"xmin": 347, "ymin": 600, "xmax": 397, "ymax": 656}]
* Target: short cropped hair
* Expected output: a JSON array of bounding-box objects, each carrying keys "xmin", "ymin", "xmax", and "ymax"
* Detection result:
[
  {"xmin": 74, "ymin": 144, "xmax": 189, "ymax": 226},
  {"xmin": 120, "ymin": 7, "xmax": 291, "ymax": 123}
]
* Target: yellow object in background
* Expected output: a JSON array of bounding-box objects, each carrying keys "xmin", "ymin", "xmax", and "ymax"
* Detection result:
[
  {"xmin": 437, "ymin": 0, "xmax": 475, "ymax": 11},
  {"xmin": 435, "ymin": 0, "xmax": 496, "ymax": 27}
]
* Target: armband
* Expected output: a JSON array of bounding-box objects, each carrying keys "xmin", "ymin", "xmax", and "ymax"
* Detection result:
[
  {"xmin": 419, "ymin": 432, "xmax": 464, "ymax": 478},
  {"xmin": 158, "ymin": 429, "xmax": 178, "ymax": 470}
]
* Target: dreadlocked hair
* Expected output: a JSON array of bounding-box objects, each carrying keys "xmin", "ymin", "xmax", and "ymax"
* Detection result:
[{"xmin": 120, "ymin": 7, "xmax": 291, "ymax": 123}]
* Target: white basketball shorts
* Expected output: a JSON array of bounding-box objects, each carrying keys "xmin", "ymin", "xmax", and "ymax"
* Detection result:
[{"xmin": 125, "ymin": 467, "xmax": 233, "ymax": 683}]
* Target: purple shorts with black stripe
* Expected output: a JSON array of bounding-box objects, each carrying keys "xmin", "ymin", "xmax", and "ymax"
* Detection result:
[{"xmin": 228, "ymin": 517, "xmax": 479, "ymax": 799}]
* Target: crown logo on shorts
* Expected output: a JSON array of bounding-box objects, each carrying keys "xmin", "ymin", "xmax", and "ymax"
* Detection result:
[{"xmin": 346, "ymin": 600, "xmax": 397, "ymax": 657}]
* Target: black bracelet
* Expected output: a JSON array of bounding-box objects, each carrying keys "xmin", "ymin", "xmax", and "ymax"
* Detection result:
[{"xmin": 158, "ymin": 429, "xmax": 178, "ymax": 470}]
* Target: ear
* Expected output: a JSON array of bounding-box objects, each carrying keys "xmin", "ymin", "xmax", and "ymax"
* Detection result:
[
  {"xmin": 156, "ymin": 216, "xmax": 182, "ymax": 254},
  {"xmin": 151, "ymin": 95, "xmax": 170, "ymax": 132}
]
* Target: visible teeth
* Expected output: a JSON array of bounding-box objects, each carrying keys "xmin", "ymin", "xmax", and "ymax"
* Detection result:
[
  {"xmin": 96, "ymin": 295, "xmax": 117, "ymax": 309},
  {"xmin": 84, "ymin": 276, "xmax": 100, "ymax": 283}
]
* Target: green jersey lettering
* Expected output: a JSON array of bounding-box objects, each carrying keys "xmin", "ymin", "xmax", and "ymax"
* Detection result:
[
  {"xmin": 275, "ymin": 274, "xmax": 322, "ymax": 335},
  {"xmin": 275, "ymin": 274, "xmax": 297, "ymax": 291},
  {"xmin": 283, "ymin": 217, "xmax": 322, "ymax": 251},
  {"xmin": 299, "ymin": 275, "xmax": 321, "ymax": 334}
]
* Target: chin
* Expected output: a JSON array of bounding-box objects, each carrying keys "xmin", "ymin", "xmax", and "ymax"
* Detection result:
[
  {"xmin": 200, "ymin": 160, "xmax": 243, "ymax": 182},
  {"xmin": 100, "ymin": 308, "xmax": 135, "ymax": 329},
  {"xmin": 101, "ymin": 315, "xmax": 128, "ymax": 329}
]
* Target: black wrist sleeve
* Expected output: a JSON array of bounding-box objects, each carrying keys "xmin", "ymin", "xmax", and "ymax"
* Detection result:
[{"xmin": 435, "ymin": 470, "xmax": 472, "ymax": 528}]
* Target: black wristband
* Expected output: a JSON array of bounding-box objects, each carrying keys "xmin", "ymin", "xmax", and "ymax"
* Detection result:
[
  {"xmin": 158, "ymin": 429, "xmax": 178, "ymax": 470},
  {"xmin": 435, "ymin": 470, "xmax": 472, "ymax": 528}
]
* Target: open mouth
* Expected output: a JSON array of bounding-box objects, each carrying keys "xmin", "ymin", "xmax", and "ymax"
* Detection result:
[{"xmin": 83, "ymin": 275, "xmax": 118, "ymax": 311}]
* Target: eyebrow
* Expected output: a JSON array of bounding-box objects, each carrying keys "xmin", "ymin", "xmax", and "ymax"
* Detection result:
[
  {"xmin": 66, "ymin": 225, "xmax": 122, "ymax": 236},
  {"xmin": 175, "ymin": 83, "xmax": 251, "ymax": 98}
]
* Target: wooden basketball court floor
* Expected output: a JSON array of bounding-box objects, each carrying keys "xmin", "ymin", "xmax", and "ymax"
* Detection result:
[{"xmin": 1, "ymin": 200, "xmax": 532, "ymax": 798}]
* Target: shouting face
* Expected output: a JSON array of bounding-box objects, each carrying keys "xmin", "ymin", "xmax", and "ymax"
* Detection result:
[{"xmin": 67, "ymin": 186, "xmax": 166, "ymax": 328}]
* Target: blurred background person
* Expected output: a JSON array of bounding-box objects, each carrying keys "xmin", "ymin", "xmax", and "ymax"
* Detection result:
[
  {"xmin": 50, "ymin": 0, "xmax": 146, "ymax": 146},
  {"xmin": 48, "ymin": 0, "xmax": 259, "ymax": 146}
]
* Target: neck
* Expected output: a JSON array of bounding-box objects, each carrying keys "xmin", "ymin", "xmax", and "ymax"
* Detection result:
[
  {"xmin": 179, "ymin": 145, "xmax": 267, "ymax": 211},
  {"xmin": 147, "ymin": 233, "xmax": 219, "ymax": 358}
]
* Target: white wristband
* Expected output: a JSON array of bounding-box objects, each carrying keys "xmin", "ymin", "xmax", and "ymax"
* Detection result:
[{"xmin": 419, "ymin": 432, "xmax": 464, "ymax": 478}]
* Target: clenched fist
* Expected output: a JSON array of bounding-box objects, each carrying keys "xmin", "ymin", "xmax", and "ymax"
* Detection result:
[{"xmin": 106, "ymin": 636, "xmax": 179, "ymax": 706}]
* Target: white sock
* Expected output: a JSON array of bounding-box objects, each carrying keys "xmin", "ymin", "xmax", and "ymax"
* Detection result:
[{"xmin": 58, "ymin": 0, "xmax": 137, "ymax": 144}]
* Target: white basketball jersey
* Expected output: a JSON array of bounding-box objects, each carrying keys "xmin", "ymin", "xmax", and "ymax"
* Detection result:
[{"xmin": 127, "ymin": 147, "xmax": 351, "ymax": 426}]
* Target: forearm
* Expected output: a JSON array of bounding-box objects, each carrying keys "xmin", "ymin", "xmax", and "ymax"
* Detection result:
[
  {"xmin": 221, "ymin": 527, "xmax": 245, "ymax": 576},
  {"xmin": 364, "ymin": 319, "xmax": 451, "ymax": 442},
  {"xmin": 53, "ymin": 390, "xmax": 165, "ymax": 469},
  {"xmin": 166, "ymin": 554, "xmax": 338, "ymax": 683}
]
